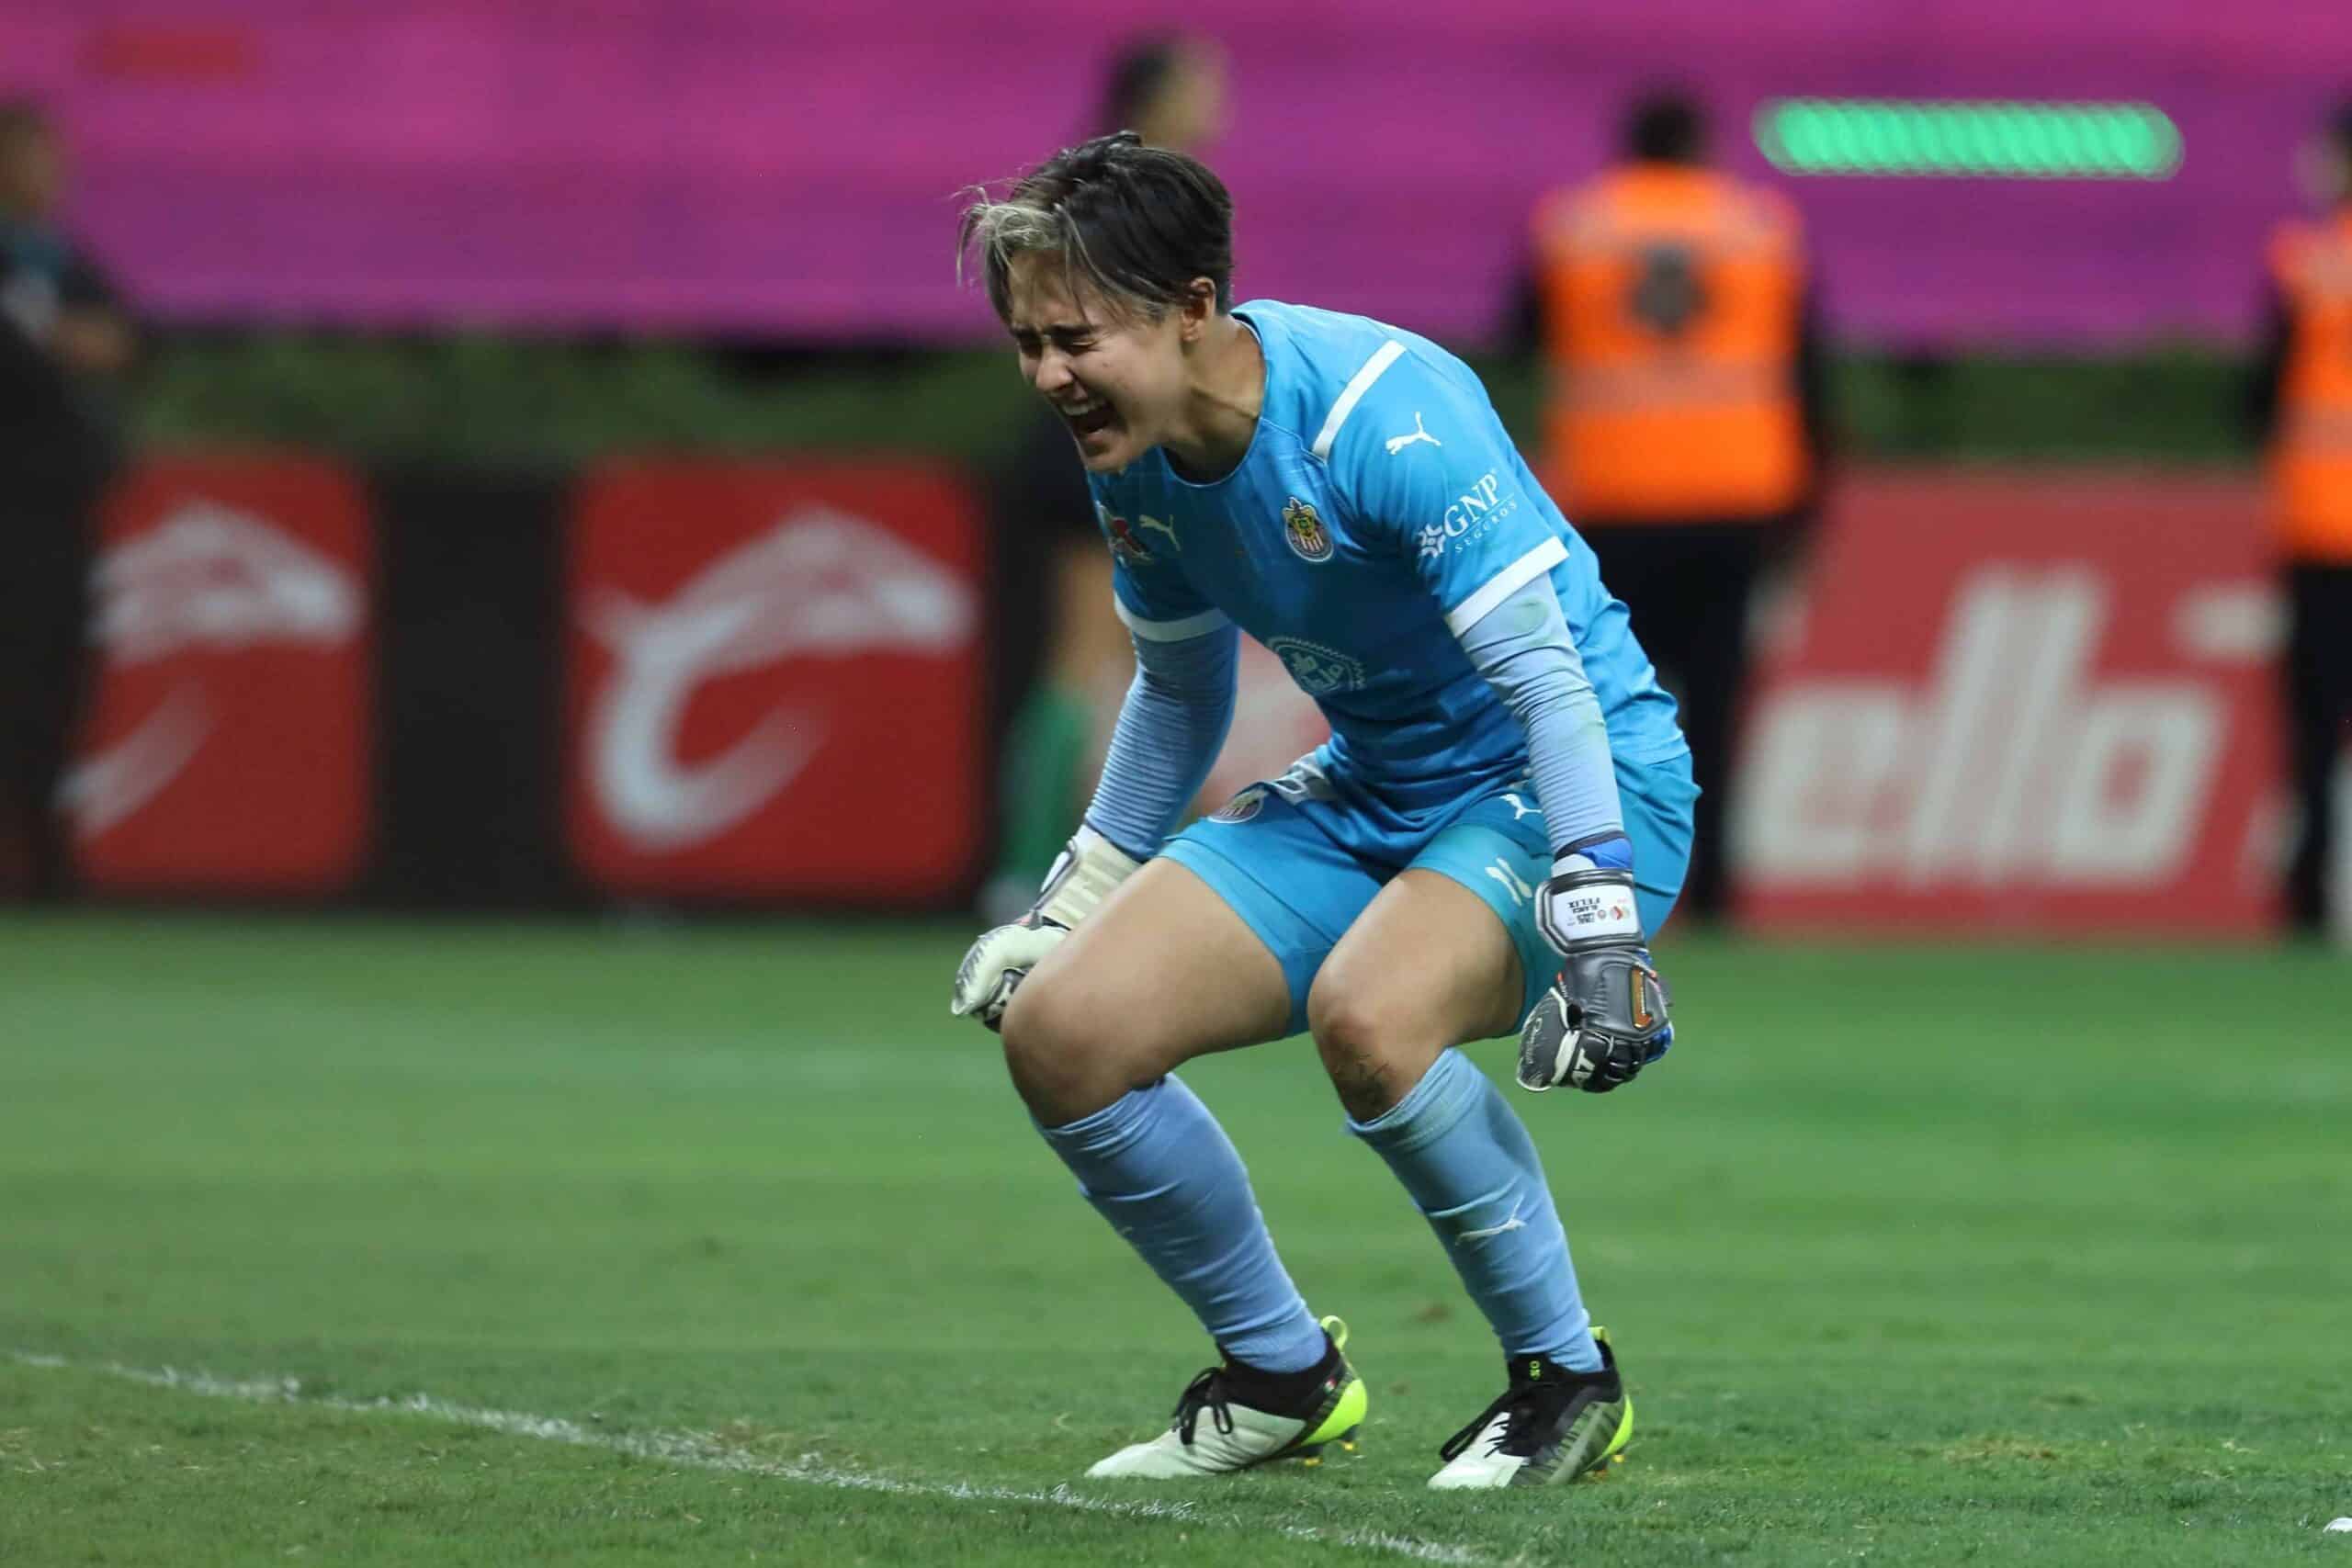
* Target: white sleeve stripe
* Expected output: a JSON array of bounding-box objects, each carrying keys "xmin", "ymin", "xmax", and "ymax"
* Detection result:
[
  {"xmin": 1442, "ymin": 536, "xmax": 1571, "ymax": 637},
  {"xmin": 1113, "ymin": 596, "xmax": 1231, "ymax": 642},
  {"xmin": 1310, "ymin": 339, "xmax": 1408, "ymax": 460}
]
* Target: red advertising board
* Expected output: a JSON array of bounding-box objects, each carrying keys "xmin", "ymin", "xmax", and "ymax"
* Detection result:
[
  {"xmin": 564, "ymin": 460, "xmax": 983, "ymax": 901},
  {"xmin": 1733, "ymin": 470, "xmax": 2287, "ymax": 933},
  {"xmin": 69, "ymin": 455, "xmax": 374, "ymax": 893}
]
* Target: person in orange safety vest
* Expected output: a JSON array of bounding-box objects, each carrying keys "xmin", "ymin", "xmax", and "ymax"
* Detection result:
[
  {"xmin": 2248, "ymin": 99, "xmax": 2352, "ymax": 937},
  {"xmin": 1510, "ymin": 89, "xmax": 1829, "ymax": 925}
]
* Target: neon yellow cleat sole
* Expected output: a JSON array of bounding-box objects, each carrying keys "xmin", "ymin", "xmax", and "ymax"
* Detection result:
[{"xmin": 1086, "ymin": 1314, "xmax": 1366, "ymax": 1480}]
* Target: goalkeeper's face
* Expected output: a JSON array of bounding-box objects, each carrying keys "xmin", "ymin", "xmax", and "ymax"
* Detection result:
[{"xmin": 1003, "ymin": 252, "xmax": 1193, "ymax": 473}]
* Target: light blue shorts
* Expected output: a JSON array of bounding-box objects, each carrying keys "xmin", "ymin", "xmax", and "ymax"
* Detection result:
[{"xmin": 1161, "ymin": 750, "xmax": 1698, "ymax": 1037}]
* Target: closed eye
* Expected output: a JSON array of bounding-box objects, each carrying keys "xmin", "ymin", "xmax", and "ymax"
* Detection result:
[{"xmin": 1011, "ymin": 330, "xmax": 1095, "ymax": 356}]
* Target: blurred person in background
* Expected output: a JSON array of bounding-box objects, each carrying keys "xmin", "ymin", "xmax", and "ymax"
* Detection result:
[
  {"xmin": 2248, "ymin": 98, "xmax": 2352, "ymax": 941},
  {"xmin": 0, "ymin": 100, "xmax": 134, "ymax": 902},
  {"xmin": 1510, "ymin": 89, "xmax": 1829, "ymax": 927},
  {"xmin": 981, "ymin": 35, "xmax": 1230, "ymax": 921}
]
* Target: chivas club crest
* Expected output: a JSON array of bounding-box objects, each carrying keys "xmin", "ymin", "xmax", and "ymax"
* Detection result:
[
  {"xmin": 1102, "ymin": 511, "xmax": 1154, "ymax": 568},
  {"xmin": 1281, "ymin": 496, "xmax": 1334, "ymax": 562}
]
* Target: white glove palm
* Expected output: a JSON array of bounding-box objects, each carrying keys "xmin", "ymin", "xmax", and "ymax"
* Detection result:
[
  {"xmin": 949, "ymin": 827, "xmax": 1140, "ymax": 1032},
  {"xmin": 948, "ymin": 917, "xmax": 1067, "ymax": 1030}
]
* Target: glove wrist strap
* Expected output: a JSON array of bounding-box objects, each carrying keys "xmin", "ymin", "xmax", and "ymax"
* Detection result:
[
  {"xmin": 1036, "ymin": 825, "xmax": 1142, "ymax": 930},
  {"xmin": 1538, "ymin": 866, "xmax": 1643, "ymax": 954}
]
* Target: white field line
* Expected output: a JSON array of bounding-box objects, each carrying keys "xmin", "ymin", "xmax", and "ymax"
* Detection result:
[{"xmin": 11, "ymin": 1350, "xmax": 1487, "ymax": 1566}]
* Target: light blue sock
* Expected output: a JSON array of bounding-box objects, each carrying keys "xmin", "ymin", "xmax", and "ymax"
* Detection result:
[
  {"xmin": 1040, "ymin": 1075, "xmax": 1329, "ymax": 1374},
  {"xmin": 1349, "ymin": 1048, "xmax": 1601, "ymax": 1371}
]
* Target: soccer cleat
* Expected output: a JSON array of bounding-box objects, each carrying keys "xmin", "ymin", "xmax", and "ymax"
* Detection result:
[
  {"xmin": 1426, "ymin": 1326, "xmax": 1634, "ymax": 1490},
  {"xmin": 1085, "ymin": 1316, "xmax": 1367, "ymax": 1479}
]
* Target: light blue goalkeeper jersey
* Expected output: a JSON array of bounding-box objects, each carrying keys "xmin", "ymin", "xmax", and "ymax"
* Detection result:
[{"xmin": 1089, "ymin": 299, "xmax": 1686, "ymax": 838}]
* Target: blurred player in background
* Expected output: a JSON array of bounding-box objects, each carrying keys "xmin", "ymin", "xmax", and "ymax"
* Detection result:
[
  {"xmin": 1511, "ymin": 89, "xmax": 1828, "ymax": 926},
  {"xmin": 952, "ymin": 134, "xmax": 1692, "ymax": 1489},
  {"xmin": 980, "ymin": 37, "xmax": 1230, "ymax": 922},
  {"xmin": 0, "ymin": 101, "xmax": 134, "ymax": 901},
  {"xmin": 2248, "ymin": 98, "xmax": 2352, "ymax": 940}
]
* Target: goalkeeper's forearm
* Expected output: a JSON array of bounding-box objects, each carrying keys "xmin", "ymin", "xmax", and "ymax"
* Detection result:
[
  {"xmin": 1455, "ymin": 576, "xmax": 1627, "ymax": 862},
  {"xmin": 1077, "ymin": 621, "xmax": 1239, "ymax": 861},
  {"xmin": 950, "ymin": 624, "xmax": 1232, "ymax": 1031}
]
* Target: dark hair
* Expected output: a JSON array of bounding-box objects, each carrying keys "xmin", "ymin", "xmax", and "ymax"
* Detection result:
[
  {"xmin": 958, "ymin": 131, "xmax": 1235, "ymax": 323},
  {"xmin": 1100, "ymin": 36, "xmax": 1186, "ymax": 137},
  {"xmin": 1624, "ymin": 89, "xmax": 1705, "ymax": 164}
]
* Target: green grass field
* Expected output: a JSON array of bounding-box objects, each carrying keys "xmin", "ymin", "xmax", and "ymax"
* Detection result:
[{"xmin": 2, "ymin": 913, "xmax": 2346, "ymax": 1565}]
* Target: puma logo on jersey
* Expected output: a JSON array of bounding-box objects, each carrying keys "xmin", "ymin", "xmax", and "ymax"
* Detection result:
[
  {"xmin": 1385, "ymin": 412, "xmax": 1442, "ymax": 455},
  {"xmin": 1502, "ymin": 792, "xmax": 1538, "ymax": 822},
  {"xmin": 1135, "ymin": 514, "xmax": 1181, "ymax": 551}
]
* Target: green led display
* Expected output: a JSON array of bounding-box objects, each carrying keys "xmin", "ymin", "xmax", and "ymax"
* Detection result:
[{"xmin": 1754, "ymin": 99, "xmax": 2182, "ymax": 180}]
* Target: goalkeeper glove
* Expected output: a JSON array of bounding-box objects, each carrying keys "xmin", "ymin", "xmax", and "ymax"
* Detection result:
[
  {"xmin": 1517, "ymin": 842, "xmax": 1673, "ymax": 1093},
  {"xmin": 949, "ymin": 825, "xmax": 1140, "ymax": 1032}
]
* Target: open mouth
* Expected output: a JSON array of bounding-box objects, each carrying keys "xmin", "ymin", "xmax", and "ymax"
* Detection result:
[{"xmin": 1061, "ymin": 400, "xmax": 1119, "ymax": 441}]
